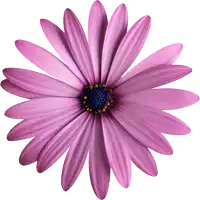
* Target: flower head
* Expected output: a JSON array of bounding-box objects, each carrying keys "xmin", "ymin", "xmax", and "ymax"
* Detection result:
[{"xmin": 1, "ymin": 1, "xmax": 199, "ymax": 199}]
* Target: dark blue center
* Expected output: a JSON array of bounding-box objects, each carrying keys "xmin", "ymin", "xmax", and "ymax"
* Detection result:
[
  {"xmin": 81, "ymin": 84, "xmax": 113, "ymax": 113},
  {"xmin": 87, "ymin": 87, "xmax": 109, "ymax": 110}
]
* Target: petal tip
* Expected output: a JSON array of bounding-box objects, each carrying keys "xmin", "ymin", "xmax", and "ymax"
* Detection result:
[
  {"xmin": 144, "ymin": 15, "xmax": 151, "ymax": 21},
  {"xmin": 7, "ymin": 134, "xmax": 13, "ymax": 141},
  {"xmin": 36, "ymin": 165, "xmax": 44, "ymax": 173},
  {"xmin": 150, "ymin": 169, "xmax": 158, "ymax": 177},
  {"xmin": 40, "ymin": 18, "xmax": 47, "ymax": 25},
  {"xmin": 176, "ymin": 43, "xmax": 183, "ymax": 49},
  {"xmin": 15, "ymin": 40, "xmax": 25, "ymax": 49}
]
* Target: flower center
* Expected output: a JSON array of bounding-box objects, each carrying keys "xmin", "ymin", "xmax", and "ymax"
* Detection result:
[{"xmin": 80, "ymin": 84, "xmax": 114, "ymax": 114}]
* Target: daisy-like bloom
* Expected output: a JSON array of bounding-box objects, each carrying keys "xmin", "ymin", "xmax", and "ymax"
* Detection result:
[{"xmin": 1, "ymin": 1, "xmax": 199, "ymax": 199}]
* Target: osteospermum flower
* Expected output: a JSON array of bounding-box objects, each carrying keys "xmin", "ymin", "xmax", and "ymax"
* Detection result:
[{"xmin": 1, "ymin": 0, "xmax": 199, "ymax": 199}]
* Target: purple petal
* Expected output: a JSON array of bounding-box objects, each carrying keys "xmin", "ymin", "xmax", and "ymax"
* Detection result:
[
  {"xmin": 3, "ymin": 68, "xmax": 80, "ymax": 97},
  {"xmin": 121, "ymin": 88, "xmax": 199, "ymax": 110},
  {"xmin": 101, "ymin": 4, "xmax": 128, "ymax": 83},
  {"xmin": 61, "ymin": 116, "xmax": 94, "ymax": 191},
  {"xmin": 123, "ymin": 103, "xmax": 190, "ymax": 135},
  {"xmin": 115, "ymin": 64, "xmax": 192, "ymax": 94},
  {"xmin": 89, "ymin": 117, "xmax": 110, "ymax": 199},
  {"xmin": 112, "ymin": 109, "xmax": 173, "ymax": 155},
  {"xmin": 121, "ymin": 128, "xmax": 157, "ymax": 176},
  {"xmin": 88, "ymin": 1, "xmax": 108, "ymax": 83},
  {"xmin": 117, "ymin": 43, "xmax": 183, "ymax": 86},
  {"xmin": 37, "ymin": 112, "xmax": 90, "ymax": 173},
  {"xmin": 1, "ymin": 79, "xmax": 43, "ymax": 99},
  {"xmin": 15, "ymin": 40, "xmax": 83, "ymax": 88},
  {"xmin": 7, "ymin": 108, "xmax": 81, "ymax": 141},
  {"xmin": 102, "ymin": 114, "xmax": 131, "ymax": 188},
  {"xmin": 19, "ymin": 134, "xmax": 53, "ymax": 165},
  {"xmin": 64, "ymin": 9, "xmax": 94, "ymax": 84},
  {"xmin": 40, "ymin": 19, "xmax": 86, "ymax": 83},
  {"xmin": 107, "ymin": 16, "xmax": 151, "ymax": 86},
  {"xmin": 5, "ymin": 97, "xmax": 79, "ymax": 119}
]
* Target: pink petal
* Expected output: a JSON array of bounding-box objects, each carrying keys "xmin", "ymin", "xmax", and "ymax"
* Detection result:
[
  {"xmin": 127, "ymin": 134, "xmax": 158, "ymax": 176},
  {"xmin": 88, "ymin": 1, "xmax": 108, "ymax": 83},
  {"xmin": 5, "ymin": 97, "xmax": 79, "ymax": 119},
  {"xmin": 89, "ymin": 117, "xmax": 110, "ymax": 199},
  {"xmin": 124, "ymin": 103, "xmax": 190, "ymax": 135},
  {"xmin": 121, "ymin": 88, "xmax": 199, "ymax": 110},
  {"xmin": 3, "ymin": 68, "xmax": 80, "ymax": 97},
  {"xmin": 62, "ymin": 116, "xmax": 94, "ymax": 191},
  {"xmin": 40, "ymin": 19, "xmax": 86, "ymax": 83},
  {"xmin": 112, "ymin": 109, "xmax": 173, "ymax": 155},
  {"xmin": 7, "ymin": 108, "xmax": 81, "ymax": 141},
  {"xmin": 101, "ymin": 4, "xmax": 128, "ymax": 83},
  {"xmin": 107, "ymin": 16, "xmax": 151, "ymax": 86},
  {"xmin": 115, "ymin": 65, "xmax": 192, "ymax": 94},
  {"xmin": 64, "ymin": 9, "xmax": 94, "ymax": 84},
  {"xmin": 15, "ymin": 40, "xmax": 83, "ymax": 88},
  {"xmin": 19, "ymin": 109, "xmax": 81, "ymax": 165},
  {"xmin": 37, "ymin": 112, "xmax": 90, "ymax": 173},
  {"xmin": 121, "ymin": 126, "xmax": 157, "ymax": 176},
  {"xmin": 102, "ymin": 114, "xmax": 131, "ymax": 188},
  {"xmin": 19, "ymin": 134, "xmax": 53, "ymax": 165},
  {"xmin": 1, "ymin": 79, "xmax": 43, "ymax": 99},
  {"xmin": 117, "ymin": 43, "xmax": 183, "ymax": 86}
]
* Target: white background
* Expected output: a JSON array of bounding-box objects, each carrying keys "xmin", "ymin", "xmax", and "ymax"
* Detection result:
[{"xmin": 0, "ymin": 0, "xmax": 200, "ymax": 199}]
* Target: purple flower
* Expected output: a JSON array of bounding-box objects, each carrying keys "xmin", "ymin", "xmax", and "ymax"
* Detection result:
[{"xmin": 1, "ymin": 1, "xmax": 199, "ymax": 199}]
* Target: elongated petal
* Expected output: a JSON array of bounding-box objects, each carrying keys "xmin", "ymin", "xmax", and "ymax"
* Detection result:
[
  {"xmin": 102, "ymin": 114, "xmax": 131, "ymax": 188},
  {"xmin": 40, "ymin": 19, "xmax": 86, "ymax": 82},
  {"xmin": 121, "ymin": 88, "xmax": 199, "ymax": 110},
  {"xmin": 15, "ymin": 40, "xmax": 83, "ymax": 88},
  {"xmin": 88, "ymin": 1, "xmax": 108, "ymax": 83},
  {"xmin": 3, "ymin": 68, "xmax": 80, "ymax": 97},
  {"xmin": 124, "ymin": 103, "xmax": 190, "ymax": 134},
  {"xmin": 118, "ymin": 123, "xmax": 157, "ymax": 176},
  {"xmin": 19, "ymin": 134, "xmax": 53, "ymax": 165},
  {"xmin": 117, "ymin": 43, "xmax": 183, "ymax": 86},
  {"xmin": 5, "ymin": 97, "xmax": 79, "ymax": 119},
  {"xmin": 115, "ymin": 65, "xmax": 192, "ymax": 94},
  {"xmin": 11, "ymin": 115, "xmax": 84, "ymax": 162},
  {"xmin": 1, "ymin": 79, "xmax": 43, "ymax": 99},
  {"xmin": 89, "ymin": 117, "xmax": 110, "ymax": 199},
  {"xmin": 37, "ymin": 113, "xmax": 90, "ymax": 173},
  {"xmin": 126, "ymin": 135, "xmax": 158, "ymax": 176},
  {"xmin": 64, "ymin": 9, "xmax": 94, "ymax": 83},
  {"xmin": 112, "ymin": 109, "xmax": 173, "ymax": 155},
  {"xmin": 62, "ymin": 116, "xmax": 94, "ymax": 191},
  {"xmin": 7, "ymin": 108, "xmax": 81, "ymax": 141},
  {"xmin": 107, "ymin": 16, "xmax": 151, "ymax": 86},
  {"xmin": 101, "ymin": 4, "xmax": 128, "ymax": 83},
  {"xmin": 19, "ymin": 109, "xmax": 81, "ymax": 165}
]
